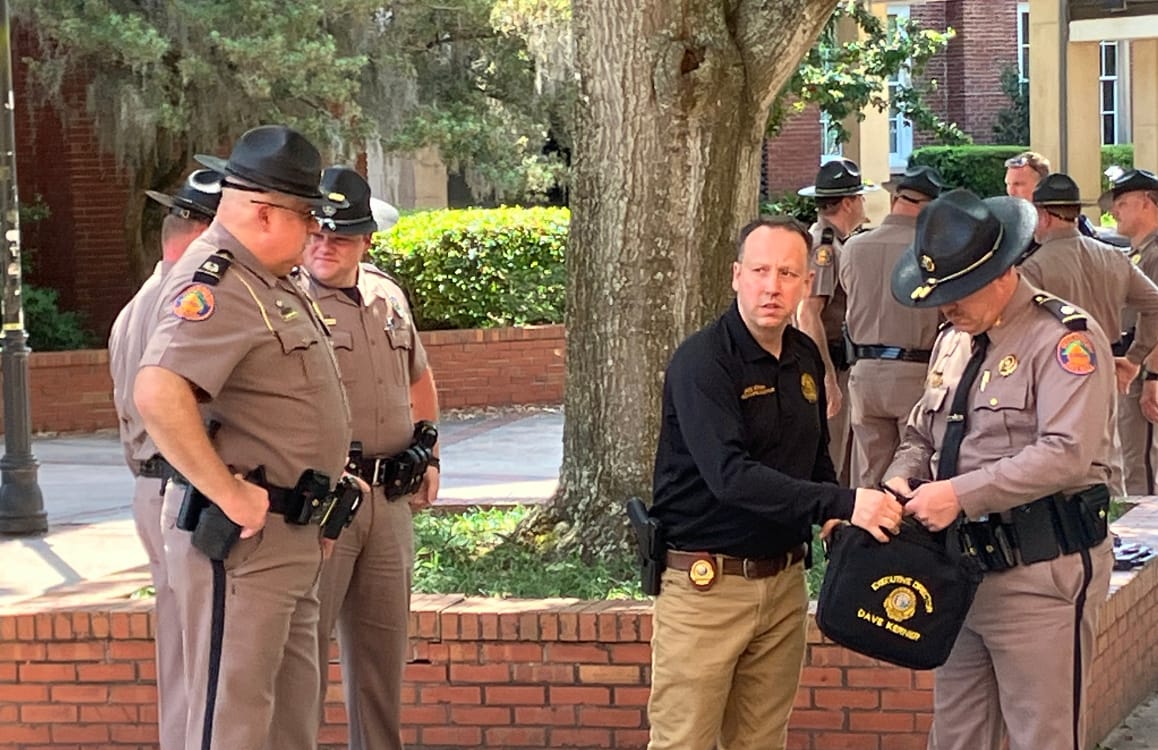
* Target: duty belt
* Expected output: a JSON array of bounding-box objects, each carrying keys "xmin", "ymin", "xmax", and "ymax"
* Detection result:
[
  {"xmin": 173, "ymin": 468, "xmax": 337, "ymax": 524},
  {"xmin": 138, "ymin": 454, "xmax": 174, "ymax": 480},
  {"xmin": 666, "ymin": 545, "xmax": 807, "ymax": 580},
  {"xmin": 852, "ymin": 344, "xmax": 932, "ymax": 363}
]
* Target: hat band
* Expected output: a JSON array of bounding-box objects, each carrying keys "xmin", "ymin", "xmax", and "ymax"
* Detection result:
[
  {"xmin": 910, "ymin": 225, "xmax": 1004, "ymax": 301},
  {"xmin": 317, "ymin": 215, "xmax": 375, "ymax": 232},
  {"xmin": 813, "ymin": 185, "xmax": 865, "ymax": 196}
]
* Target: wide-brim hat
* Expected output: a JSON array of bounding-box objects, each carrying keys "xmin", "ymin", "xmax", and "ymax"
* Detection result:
[
  {"xmin": 145, "ymin": 169, "xmax": 222, "ymax": 221},
  {"xmin": 882, "ymin": 165, "xmax": 945, "ymax": 200},
  {"xmin": 798, "ymin": 158, "xmax": 881, "ymax": 198},
  {"xmin": 314, "ymin": 166, "xmax": 376, "ymax": 235},
  {"xmin": 1098, "ymin": 168, "xmax": 1158, "ymax": 213},
  {"xmin": 371, "ymin": 198, "xmax": 400, "ymax": 233},
  {"xmin": 1033, "ymin": 172, "xmax": 1094, "ymax": 207},
  {"xmin": 195, "ymin": 125, "xmax": 347, "ymax": 210},
  {"xmin": 892, "ymin": 189, "xmax": 1037, "ymax": 308}
]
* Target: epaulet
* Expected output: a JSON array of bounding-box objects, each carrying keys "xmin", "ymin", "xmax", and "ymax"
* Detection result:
[
  {"xmin": 820, "ymin": 227, "xmax": 835, "ymax": 245},
  {"xmin": 937, "ymin": 319, "xmax": 954, "ymax": 333},
  {"xmin": 1032, "ymin": 293, "xmax": 1088, "ymax": 331},
  {"xmin": 192, "ymin": 250, "xmax": 233, "ymax": 286}
]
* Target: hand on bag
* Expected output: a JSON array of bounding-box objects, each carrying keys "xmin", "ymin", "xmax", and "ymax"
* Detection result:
[
  {"xmin": 1114, "ymin": 357, "xmax": 1140, "ymax": 395},
  {"xmin": 825, "ymin": 372, "xmax": 843, "ymax": 420},
  {"xmin": 903, "ymin": 480, "xmax": 961, "ymax": 532},
  {"xmin": 819, "ymin": 518, "xmax": 843, "ymax": 541},
  {"xmin": 881, "ymin": 475, "xmax": 912, "ymax": 501},
  {"xmin": 851, "ymin": 488, "xmax": 903, "ymax": 543}
]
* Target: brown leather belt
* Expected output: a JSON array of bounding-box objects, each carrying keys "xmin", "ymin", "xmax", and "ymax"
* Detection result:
[{"xmin": 666, "ymin": 545, "xmax": 807, "ymax": 580}]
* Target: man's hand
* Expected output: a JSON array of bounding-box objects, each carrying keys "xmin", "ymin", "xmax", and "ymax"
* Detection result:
[
  {"xmin": 409, "ymin": 465, "xmax": 440, "ymax": 513},
  {"xmin": 881, "ymin": 475, "xmax": 912, "ymax": 500},
  {"xmin": 903, "ymin": 480, "xmax": 962, "ymax": 531},
  {"xmin": 1115, "ymin": 357, "xmax": 1140, "ymax": 395},
  {"xmin": 218, "ymin": 474, "xmax": 270, "ymax": 539},
  {"xmin": 1142, "ymin": 379, "xmax": 1158, "ymax": 423},
  {"xmin": 819, "ymin": 518, "xmax": 843, "ymax": 541},
  {"xmin": 851, "ymin": 487, "xmax": 903, "ymax": 543},
  {"xmin": 825, "ymin": 372, "xmax": 843, "ymax": 420},
  {"xmin": 320, "ymin": 538, "xmax": 335, "ymax": 560}
]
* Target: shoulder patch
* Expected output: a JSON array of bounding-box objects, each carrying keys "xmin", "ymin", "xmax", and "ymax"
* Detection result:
[
  {"xmin": 1032, "ymin": 293, "xmax": 1088, "ymax": 331},
  {"xmin": 172, "ymin": 283, "xmax": 215, "ymax": 321},
  {"xmin": 1056, "ymin": 331, "xmax": 1097, "ymax": 375},
  {"xmin": 192, "ymin": 250, "xmax": 234, "ymax": 287}
]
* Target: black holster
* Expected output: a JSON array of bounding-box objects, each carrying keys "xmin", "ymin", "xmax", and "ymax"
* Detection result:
[
  {"xmin": 841, "ymin": 323, "xmax": 858, "ymax": 368},
  {"xmin": 320, "ymin": 476, "xmax": 364, "ymax": 540},
  {"xmin": 1112, "ymin": 327, "xmax": 1135, "ymax": 358},
  {"xmin": 626, "ymin": 498, "xmax": 665, "ymax": 596}
]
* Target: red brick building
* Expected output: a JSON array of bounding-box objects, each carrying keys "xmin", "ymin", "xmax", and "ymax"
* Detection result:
[{"xmin": 765, "ymin": 1, "xmax": 1135, "ymax": 195}]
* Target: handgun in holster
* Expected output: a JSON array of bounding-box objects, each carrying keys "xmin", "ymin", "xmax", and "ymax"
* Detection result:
[
  {"xmin": 625, "ymin": 497, "xmax": 665, "ymax": 596},
  {"xmin": 320, "ymin": 475, "xmax": 363, "ymax": 540},
  {"xmin": 1112, "ymin": 327, "xmax": 1135, "ymax": 358},
  {"xmin": 841, "ymin": 322, "xmax": 859, "ymax": 368}
]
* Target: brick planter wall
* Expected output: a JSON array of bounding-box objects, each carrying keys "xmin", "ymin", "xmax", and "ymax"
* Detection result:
[
  {"xmin": 3, "ymin": 522, "xmax": 1156, "ymax": 749},
  {"xmin": 0, "ymin": 325, "xmax": 565, "ymax": 435}
]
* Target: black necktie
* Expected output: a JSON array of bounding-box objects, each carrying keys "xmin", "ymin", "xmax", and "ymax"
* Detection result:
[
  {"xmin": 936, "ymin": 333, "xmax": 990, "ymax": 479},
  {"xmin": 339, "ymin": 286, "xmax": 362, "ymax": 305}
]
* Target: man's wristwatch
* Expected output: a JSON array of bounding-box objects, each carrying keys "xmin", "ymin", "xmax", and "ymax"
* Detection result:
[{"xmin": 1145, "ymin": 371, "xmax": 1158, "ymax": 382}]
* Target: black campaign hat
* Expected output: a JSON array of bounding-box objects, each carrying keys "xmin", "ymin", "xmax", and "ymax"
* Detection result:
[
  {"xmin": 1033, "ymin": 172, "xmax": 1093, "ymax": 207},
  {"xmin": 882, "ymin": 165, "xmax": 945, "ymax": 200},
  {"xmin": 892, "ymin": 189, "xmax": 1037, "ymax": 308},
  {"xmin": 314, "ymin": 166, "xmax": 377, "ymax": 235},
  {"xmin": 1098, "ymin": 168, "xmax": 1158, "ymax": 212},
  {"xmin": 798, "ymin": 158, "xmax": 881, "ymax": 198},
  {"xmin": 195, "ymin": 125, "xmax": 347, "ymax": 209},
  {"xmin": 145, "ymin": 169, "xmax": 222, "ymax": 221}
]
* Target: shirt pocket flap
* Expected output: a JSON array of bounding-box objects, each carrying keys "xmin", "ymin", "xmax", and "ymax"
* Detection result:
[
  {"xmin": 923, "ymin": 387, "xmax": 948, "ymax": 413},
  {"xmin": 275, "ymin": 328, "xmax": 321, "ymax": 354},
  {"xmin": 973, "ymin": 378, "xmax": 1030, "ymax": 412},
  {"xmin": 330, "ymin": 330, "xmax": 354, "ymax": 352},
  {"xmin": 385, "ymin": 324, "xmax": 413, "ymax": 351}
]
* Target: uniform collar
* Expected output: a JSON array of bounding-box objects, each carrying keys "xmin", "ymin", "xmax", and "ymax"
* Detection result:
[
  {"xmin": 304, "ymin": 264, "xmax": 390, "ymax": 308},
  {"xmin": 813, "ymin": 215, "xmax": 849, "ymax": 243},
  {"xmin": 881, "ymin": 214, "xmax": 916, "ymax": 228},
  {"xmin": 1038, "ymin": 226, "xmax": 1081, "ymax": 244},
  {"xmin": 724, "ymin": 300, "xmax": 799, "ymax": 365},
  {"xmin": 200, "ymin": 222, "xmax": 281, "ymax": 288},
  {"xmin": 986, "ymin": 277, "xmax": 1036, "ymax": 349},
  {"xmin": 1139, "ymin": 229, "xmax": 1158, "ymax": 254}
]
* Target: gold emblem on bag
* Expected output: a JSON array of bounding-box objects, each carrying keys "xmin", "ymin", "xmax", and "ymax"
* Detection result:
[{"xmin": 883, "ymin": 586, "xmax": 918, "ymax": 623}]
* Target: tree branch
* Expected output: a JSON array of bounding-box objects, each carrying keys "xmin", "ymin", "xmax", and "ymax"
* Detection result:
[{"xmin": 735, "ymin": 0, "xmax": 841, "ymax": 108}]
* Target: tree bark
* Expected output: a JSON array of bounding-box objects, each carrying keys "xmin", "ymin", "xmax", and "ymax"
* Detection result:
[{"xmin": 538, "ymin": 0, "xmax": 840, "ymax": 560}]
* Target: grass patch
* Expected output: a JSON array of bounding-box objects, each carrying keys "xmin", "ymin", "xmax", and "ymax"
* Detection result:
[{"xmin": 413, "ymin": 506, "xmax": 832, "ymax": 600}]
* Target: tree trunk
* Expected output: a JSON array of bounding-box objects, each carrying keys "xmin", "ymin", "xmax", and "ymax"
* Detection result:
[
  {"xmin": 538, "ymin": 0, "xmax": 840, "ymax": 560},
  {"xmin": 124, "ymin": 136, "xmax": 189, "ymax": 285}
]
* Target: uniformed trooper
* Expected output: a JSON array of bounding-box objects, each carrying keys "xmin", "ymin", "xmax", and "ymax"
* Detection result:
[
  {"xmin": 885, "ymin": 188, "xmax": 1116, "ymax": 750},
  {"xmin": 1101, "ymin": 168, "xmax": 1158, "ymax": 493},
  {"xmin": 840, "ymin": 165, "xmax": 944, "ymax": 487},
  {"xmin": 1005, "ymin": 151, "xmax": 1125, "ymax": 245},
  {"xmin": 108, "ymin": 169, "xmax": 220, "ymax": 750},
  {"xmin": 299, "ymin": 167, "xmax": 440, "ymax": 750},
  {"xmin": 1018, "ymin": 172, "xmax": 1158, "ymax": 497},
  {"xmin": 647, "ymin": 215, "xmax": 901, "ymax": 750},
  {"xmin": 133, "ymin": 125, "xmax": 353, "ymax": 750},
  {"xmin": 797, "ymin": 158, "xmax": 878, "ymax": 485}
]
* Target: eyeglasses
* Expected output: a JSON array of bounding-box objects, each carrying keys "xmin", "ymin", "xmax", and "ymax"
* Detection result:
[
  {"xmin": 250, "ymin": 199, "xmax": 316, "ymax": 223},
  {"xmin": 1004, "ymin": 156, "xmax": 1030, "ymax": 168}
]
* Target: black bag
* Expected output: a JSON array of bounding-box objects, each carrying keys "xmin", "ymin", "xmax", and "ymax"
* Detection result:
[{"xmin": 815, "ymin": 520, "xmax": 982, "ymax": 670}]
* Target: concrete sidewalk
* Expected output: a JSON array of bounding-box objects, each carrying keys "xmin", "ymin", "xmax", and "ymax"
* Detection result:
[{"xmin": 0, "ymin": 408, "xmax": 562, "ymax": 610}]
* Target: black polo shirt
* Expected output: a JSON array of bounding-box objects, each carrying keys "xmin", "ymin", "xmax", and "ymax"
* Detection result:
[{"xmin": 651, "ymin": 301, "xmax": 856, "ymax": 558}]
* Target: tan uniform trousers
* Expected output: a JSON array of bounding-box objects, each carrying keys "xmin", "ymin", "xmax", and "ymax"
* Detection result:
[
  {"xmin": 828, "ymin": 367, "xmax": 852, "ymax": 486},
  {"xmin": 928, "ymin": 538, "xmax": 1112, "ymax": 750},
  {"xmin": 160, "ymin": 484, "xmax": 325, "ymax": 750},
  {"xmin": 315, "ymin": 488, "xmax": 414, "ymax": 750},
  {"xmin": 648, "ymin": 561, "xmax": 807, "ymax": 750},
  {"xmin": 1117, "ymin": 376, "xmax": 1157, "ymax": 495},
  {"xmin": 847, "ymin": 359, "xmax": 927, "ymax": 488},
  {"xmin": 131, "ymin": 476, "xmax": 185, "ymax": 750}
]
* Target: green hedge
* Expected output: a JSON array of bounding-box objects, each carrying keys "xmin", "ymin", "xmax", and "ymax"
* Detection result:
[
  {"xmin": 369, "ymin": 207, "xmax": 568, "ymax": 330},
  {"xmin": 911, "ymin": 143, "xmax": 1136, "ymax": 197}
]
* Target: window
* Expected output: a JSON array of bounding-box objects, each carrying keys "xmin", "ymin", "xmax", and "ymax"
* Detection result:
[
  {"xmin": 887, "ymin": 6, "xmax": 913, "ymax": 169},
  {"xmin": 1017, "ymin": 3, "xmax": 1030, "ymax": 84},
  {"xmin": 1102, "ymin": 41, "xmax": 1120, "ymax": 145}
]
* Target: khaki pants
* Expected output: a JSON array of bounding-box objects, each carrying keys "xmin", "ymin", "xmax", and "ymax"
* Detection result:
[
  {"xmin": 316, "ymin": 488, "xmax": 414, "ymax": 750},
  {"xmin": 927, "ymin": 538, "xmax": 1112, "ymax": 750},
  {"xmin": 132, "ymin": 476, "xmax": 185, "ymax": 750},
  {"xmin": 648, "ymin": 561, "xmax": 808, "ymax": 750},
  {"xmin": 848, "ymin": 360, "xmax": 927, "ymax": 488},
  {"xmin": 1117, "ymin": 378, "xmax": 1157, "ymax": 495},
  {"xmin": 828, "ymin": 368, "xmax": 852, "ymax": 486},
  {"xmin": 161, "ymin": 484, "xmax": 325, "ymax": 750}
]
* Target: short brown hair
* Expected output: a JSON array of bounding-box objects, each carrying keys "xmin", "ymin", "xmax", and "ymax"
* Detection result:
[
  {"xmin": 736, "ymin": 216, "xmax": 812, "ymax": 260},
  {"xmin": 161, "ymin": 213, "xmax": 210, "ymax": 245}
]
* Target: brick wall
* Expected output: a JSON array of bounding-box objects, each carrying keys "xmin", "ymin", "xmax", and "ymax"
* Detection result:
[
  {"xmin": 3, "ymin": 547, "xmax": 1155, "ymax": 750},
  {"xmin": 0, "ymin": 325, "xmax": 565, "ymax": 434},
  {"xmin": 765, "ymin": 107, "xmax": 823, "ymax": 196}
]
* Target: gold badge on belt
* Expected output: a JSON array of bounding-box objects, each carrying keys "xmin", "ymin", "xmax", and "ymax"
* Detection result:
[
  {"xmin": 801, "ymin": 373, "xmax": 819, "ymax": 403},
  {"xmin": 687, "ymin": 554, "xmax": 717, "ymax": 591}
]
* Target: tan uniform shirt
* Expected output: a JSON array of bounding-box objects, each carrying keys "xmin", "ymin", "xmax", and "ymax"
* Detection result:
[
  {"xmin": 139, "ymin": 223, "xmax": 351, "ymax": 488},
  {"xmin": 1124, "ymin": 230, "xmax": 1158, "ymax": 357},
  {"xmin": 808, "ymin": 216, "xmax": 847, "ymax": 343},
  {"xmin": 110, "ymin": 261, "xmax": 170, "ymax": 472},
  {"xmin": 1019, "ymin": 227, "xmax": 1158, "ymax": 364},
  {"xmin": 839, "ymin": 214, "xmax": 940, "ymax": 350},
  {"xmin": 886, "ymin": 278, "xmax": 1114, "ymax": 518},
  {"xmin": 302, "ymin": 264, "xmax": 428, "ymax": 457}
]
